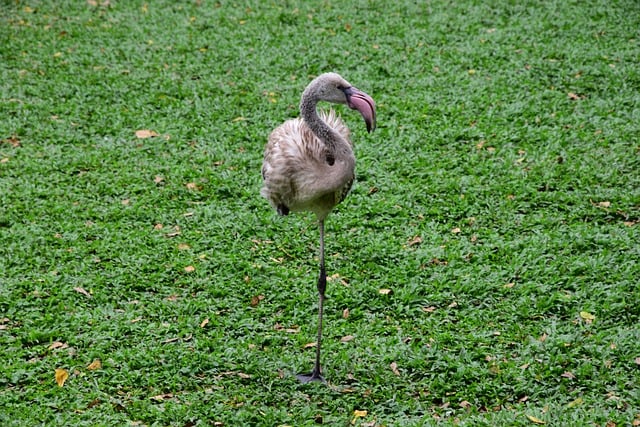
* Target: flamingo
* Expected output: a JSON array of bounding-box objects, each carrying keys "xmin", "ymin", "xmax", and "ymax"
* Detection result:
[{"xmin": 261, "ymin": 72, "xmax": 376, "ymax": 383}]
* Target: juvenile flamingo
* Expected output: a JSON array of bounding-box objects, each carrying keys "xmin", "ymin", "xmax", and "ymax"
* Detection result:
[{"xmin": 261, "ymin": 72, "xmax": 376, "ymax": 383}]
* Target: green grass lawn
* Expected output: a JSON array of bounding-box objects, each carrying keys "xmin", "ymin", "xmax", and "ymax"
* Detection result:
[{"xmin": 1, "ymin": 0, "xmax": 639, "ymax": 425}]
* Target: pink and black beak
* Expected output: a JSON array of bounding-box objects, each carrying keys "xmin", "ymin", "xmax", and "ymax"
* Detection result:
[{"xmin": 343, "ymin": 86, "xmax": 376, "ymax": 133}]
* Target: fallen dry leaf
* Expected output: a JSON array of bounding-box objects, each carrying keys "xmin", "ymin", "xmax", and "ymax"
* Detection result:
[
  {"xmin": 451, "ymin": 227, "xmax": 462, "ymax": 234},
  {"xmin": 567, "ymin": 92, "xmax": 581, "ymax": 101},
  {"xmin": 86, "ymin": 398, "xmax": 101, "ymax": 409},
  {"xmin": 48, "ymin": 341, "xmax": 68, "ymax": 351},
  {"xmin": 390, "ymin": 361, "xmax": 400, "ymax": 376},
  {"xmin": 177, "ymin": 243, "xmax": 191, "ymax": 250},
  {"xmin": 378, "ymin": 288, "xmax": 393, "ymax": 295},
  {"xmin": 154, "ymin": 175, "xmax": 164, "ymax": 184},
  {"xmin": 250, "ymin": 295, "xmax": 264, "ymax": 307},
  {"xmin": 200, "ymin": 318, "xmax": 209, "ymax": 328},
  {"xmin": 135, "ymin": 129, "xmax": 158, "ymax": 139},
  {"xmin": 428, "ymin": 257, "xmax": 448, "ymax": 266},
  {"xmin": 303, "ymin": 342, "xmax": 317, "ymax": 349},
  {"xmin": 526, "ymin": 414, "xmax": 546, "ymax": 424},
  {"xmin": 342, "ymin": 308, "xmax": 350, "ymax": 319},
  {"xmin": 184, "ymin": 265, "xmax": 195, "ymax": 273},
  {"xmin": 408, "ymin": 235, "xmax": 422, "ymax": 246},
  {"xmin": 165, "ymin": 229, "xmax": 181, "ymax": 238},
  {"xmin": 561, "ymin": 371, "xmax": 576, "ymax": 379},
  {"xmin": 73, "ymin": 287, "xmax": 91, "ymax": 298},
  {"xmin": 1, "ymin": 136, "xmax": 20, "ymax": 147},
  {"xmin": 341, "ymin": 335, "xmax": 355, "ymax": 343},
  {"xmin": 150, "ymin": 393, "xmax": 174, "ymax": 401},
  {"xmin": 87, "ymin": 359, "xmax": 102, "ymax": 371},
  {"xmin": 459, "ymin": 400, "xmax": 472, "ymax": 409},
  {"xmin": 55, "ymin": 368, "xmax": 69, "ymax": 387},
  {"xmin": 422, "ymin": 306, "xmax": 436, "ymax": 313}
]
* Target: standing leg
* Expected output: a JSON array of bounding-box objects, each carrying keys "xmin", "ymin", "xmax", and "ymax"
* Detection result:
[{"xmin": 297, "ymin": 219, "xmax": 327, "ymax": 384}]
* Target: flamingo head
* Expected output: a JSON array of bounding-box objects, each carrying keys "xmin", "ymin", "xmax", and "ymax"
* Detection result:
[{"xmin": 309, "ymin": 72, "xmax": 377, "ymax": 133}]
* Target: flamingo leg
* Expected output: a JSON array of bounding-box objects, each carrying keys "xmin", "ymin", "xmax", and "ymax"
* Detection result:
[{"xmin": 297, "ymin": 219, "xmax": 327, "ymax": 384}]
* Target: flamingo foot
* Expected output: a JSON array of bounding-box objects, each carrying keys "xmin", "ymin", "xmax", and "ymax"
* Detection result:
[{"xmin": 296, "ymin": 370, "xmax": 326, "ymax": 384}]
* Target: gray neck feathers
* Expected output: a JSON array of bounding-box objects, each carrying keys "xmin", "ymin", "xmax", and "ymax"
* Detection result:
[{"xmin": 300, "ymin": 86, "xmax": 344, "ymax": 153}]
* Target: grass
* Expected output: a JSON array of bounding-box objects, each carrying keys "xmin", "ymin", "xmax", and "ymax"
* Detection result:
[{"xmin": 1, "ymin": 0, "xmax": 639, "ymax": 425}]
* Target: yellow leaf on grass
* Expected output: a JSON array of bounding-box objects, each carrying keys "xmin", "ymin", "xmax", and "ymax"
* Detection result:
[
  {"xmin": 87, "ymin": 359, "xmax": 102, "ymax": 370},
  {"xmin": 378, "ymin": 288, "xmax": 393, "ymax": 295},
  {"xmin": 526, "ymin": 414, "xmax": 546, "ymax": 424},
  {"xmin": 580, "ymin": 311, "xmax": 595, "ymax": 322},
  {"xmin": 55, "ymin": 368, "xmax": 69, "ymax": 387},
  {"xmin": 352, "ymin": 410, "xmax": 368, "ymax": 423},
  {"xmin": 200, "ymin": 318, "xmax": 209, "ymax": 328},
  {"xmin": 567, "ymin": 397, "xmax": 583, "ymax": 408}
]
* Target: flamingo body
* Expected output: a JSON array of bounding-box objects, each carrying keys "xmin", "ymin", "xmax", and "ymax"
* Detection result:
[{"xmin": 261, "ymin": 109, "xmax": 353, "ymax": 220}]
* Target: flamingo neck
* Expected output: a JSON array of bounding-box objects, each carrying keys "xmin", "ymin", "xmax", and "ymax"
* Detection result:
[{"xmin": 300, "ymin": 91, "xmax": 351, "ymax": 158}]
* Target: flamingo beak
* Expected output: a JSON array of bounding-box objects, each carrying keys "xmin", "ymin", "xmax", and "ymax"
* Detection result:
[{"xmin": 344, "ymin": 87, "xmax": 376, "ymax": 133}]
